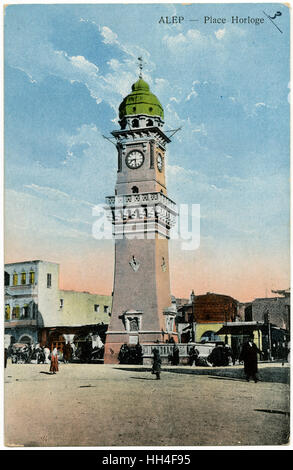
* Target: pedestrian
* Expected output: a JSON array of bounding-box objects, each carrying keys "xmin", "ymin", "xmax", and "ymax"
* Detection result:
[
  {"xmin": 63, "ymin": 342, "xmax": 73, "ymax": 364},
  {"xmin": 172, "ymin": 344, "xmax": 180, "ymax": 365},
  {"xmin": 188, "ymin": 345, "xmax": 199, "ymax": 366},
  {"xmin": 152, "ymin": 348, "xmax": 161, "ymax": 380},
  {"xmin": 4, "ymin": 347, "xmax": 8, "ymax": 368},
  {"xmin": 134, "ymin": 342, "xmax": 143, "ymax": 365},
  {"xmin": 44, "ymin": 346, "xmax": 51, "ymax": 364},
  {"xmin": 50, "ymin": 347, "xmax": 59, "ymax": 374},
  {"xmin": 208, "ymin": 344, "xmax": 225, "ymax": 366},
  {"xmin": 224, "ymin": 344, "xmax": 232, "ymax": 366},
  {"xmin": 239, "ymin": 334, "xmax": 261, "ymax": 383}
]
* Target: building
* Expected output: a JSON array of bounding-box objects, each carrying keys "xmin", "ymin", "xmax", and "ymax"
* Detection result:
[
  {"xmin": 238, "ymin": 289, "xmax": 290, "ymax": 329},
  {"xmin": 176, "ymin": 290, "xmax": 290, "ymax": 360},
  {"xmin": 251, "ymin": 291, "xmax": 290, "ymax": 330},
  {"xmin": 104, "ymin": 72, "xmax": 178, "ymax": 364},
  {"xmin": 176, "ymin": 291, "xmax": 241, "ymax": 344},
  {"xmin": 4, "ymin": 260, "xmax": 112, "ymax": 350}
]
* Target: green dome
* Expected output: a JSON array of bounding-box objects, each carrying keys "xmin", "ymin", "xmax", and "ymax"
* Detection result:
[{"xmin": 119, "ymin": 78, "xmax": 164, "ymax": 120}]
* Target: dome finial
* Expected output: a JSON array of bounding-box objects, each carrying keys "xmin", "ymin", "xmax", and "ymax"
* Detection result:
[{"xmin": 138, "ymin": 56, "xmax": 143, "ymax": 79}]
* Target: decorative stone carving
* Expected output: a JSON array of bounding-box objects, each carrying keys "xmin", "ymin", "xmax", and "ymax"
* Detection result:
[
  {"xmin": 129, "ymin": 317, "xmax": 139, "ymax": 331},
  {"xmin": 129, "ymin": 255, "xmax": 140, "ymax": 272}
]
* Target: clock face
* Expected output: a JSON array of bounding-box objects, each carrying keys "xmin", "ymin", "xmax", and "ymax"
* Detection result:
[
  {"xmin": 125, "ymin": 150, "xmax": 144, "ymax": 169},
  {"xmin": 157, "ymin": 153, "xmax": 163, "ymax": 172}
]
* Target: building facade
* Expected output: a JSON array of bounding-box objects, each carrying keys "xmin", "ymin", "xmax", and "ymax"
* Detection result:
[
  {"xmin": 4, "ymin": 260, "xmax": 112, "ymax": 350},
  {"xmin": 176, "ymin": 292, "xmax": 241, "ymax": 344},
  {"xmin": 104, "ymin": 76, "xmax": 178, "ymax": 364},
  {"xmin": 251, "ymin": 293, "xmax": 290, "ymax": 330}
]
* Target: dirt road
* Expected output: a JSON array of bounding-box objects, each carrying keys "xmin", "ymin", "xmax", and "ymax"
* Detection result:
[{"xmin": 4, "ymin": 361, "xmax": 290, "ymax": 447}]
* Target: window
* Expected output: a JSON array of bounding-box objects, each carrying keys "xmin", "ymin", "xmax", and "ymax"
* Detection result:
[
  {"xmin": 146, "ymin": 119, "xmax": 153, "ymax": 127},
  {"xmin": 4, "ymin": 272, "xmax": 10, "ymax": 286},
  {"xmin": 132, "ymin": 118, "xmax": 139, "ymax": 128},
  {"xmin": 47, "ymin": 273, "xmax": 52, "ymax": 288},
  {"xmin": 22, "ymin": 305, "xmax": 29, "ymax": 318},
  {"xmin": 29, "ymin": 271, "xmax": 35, "ymax": 284},
  {"xmin": 129, "ymin": 317, "xmax": 139, "ymax": 331},
  {"xmin": 5, "ymin": 305, "xmax": 10, "ymax": 321},
  {"xmin": 104, "ymin": 305, "xmax": 109, "ymax": 314},
  {"xmin": 200, "ymin": 331, "xmax": 221, "ymax": 343},
  {"xmin": 124, "ymin": 312, "xmax": 142, "ymax": 332},
  {"xmin": 94, "ymin": 304, "xmax": 100, "ymax": 313},
  {"xmin": 132, "ymin": 186, "xmax": 139, "ymax": 194},
  {"xmin": 12, "ymin": 305, "xmax": 20, "ymax": 320},
  {"xmin": 166, "ymin": 316, "xmax": 174, "ymax": 332},
  {"xmin": 60, "ymin": 299, "xmax": 64, "ymax": 309},
  {"xmin": 13, "ymin": 273, "xmax": 18, "ymax": 286},
  {"xmin": 21, "ymin": 271, "xmax": 26, "ymax": 285}
]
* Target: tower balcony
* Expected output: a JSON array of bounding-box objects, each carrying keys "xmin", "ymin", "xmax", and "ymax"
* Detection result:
[
  {"xmin": 106, "ymin": 191, "xmax": 176, "ymax": 213},
  {"xmin": 105, "ymin": 192, "xmax": 177, "ymax": 237}
]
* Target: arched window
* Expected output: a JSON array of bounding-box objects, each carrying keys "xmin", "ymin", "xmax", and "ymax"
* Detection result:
[
  {"xmin": 132, "ymin": 118, "xmax": 139, "ymax": 128},
  {"xmin": 19, "ymin": 335, "xmax": 32, "ymax": 345},
  {"xmin": 13, "ymin": 273, "xmax": 18, "ymax": 286},
  {"xmin": 120, "ymin": 119, "xmax": 127, "ymax": 130},
  {"xmin": 146, "ymin": 119, "xmax": 153, "ymax": 127},
  {"xmin": 200, "ymin": 331, "xmax": 221, "ymax": 343},
  {"xmin": 132, "ymin": 186, "xmax": 139, "ymax": 194}
]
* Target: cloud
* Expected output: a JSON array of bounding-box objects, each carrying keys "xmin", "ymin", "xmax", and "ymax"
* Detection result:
[
  {"xmin": 5, "ymin": 17, "xmax": 157, "ymax": 115},
  {"xmin": 167, "ymin": 164, "xmax": 198, "ymax": 178},
  {"xmin": 5, "ymin": 189, "xmax": 93, "ymax": 241},
  {"xmin": 163, "ymin": 29, "xmax": 206, "ymax": 51},
  {"xmin": 186, "ymin": 90, "xmax": 198, "ymax": 101},
  {"xmin": 100, "ymin": 26, "xmax": 119, "ymax": 45},
  {"xmin": 23, "ymin": 183, "xmax": 94, "ymax": 208},
  {"xmin": 215, "ymin": 28, "xmax": 226, "ymax": 40}
]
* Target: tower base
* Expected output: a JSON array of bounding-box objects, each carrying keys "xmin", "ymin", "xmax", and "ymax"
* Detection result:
[{"xmin": 104, "ymin": 331, "xmax": 178, "ymax": 364}]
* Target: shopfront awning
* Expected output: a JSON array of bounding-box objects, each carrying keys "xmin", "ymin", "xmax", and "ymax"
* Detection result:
[{"xmin": 217, "ymin": 322, "xmax": 265, "ymax": 335}]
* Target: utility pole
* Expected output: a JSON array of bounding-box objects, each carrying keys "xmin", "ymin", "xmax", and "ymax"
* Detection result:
[
  {"xmin": 265, "ymin": 310, "xmax": 272, "ymax": 361},
  {"xmin": 190, "ymin": 290, "xmax": 196, "ymax": 342}
]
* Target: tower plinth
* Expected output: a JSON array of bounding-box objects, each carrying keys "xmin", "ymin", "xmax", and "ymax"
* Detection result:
[{"xmin": 104, "ymin": 76, "xmax": 178, "ymax": 364}]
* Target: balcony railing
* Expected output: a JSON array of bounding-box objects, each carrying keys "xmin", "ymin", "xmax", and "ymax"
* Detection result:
[
  {"xmin": 106, "ymin": 191, "xmax": 177, "ymax": 213},
  {"xmin": 5, "ymin": 319, "xmax": 38, "ymax": 327}
]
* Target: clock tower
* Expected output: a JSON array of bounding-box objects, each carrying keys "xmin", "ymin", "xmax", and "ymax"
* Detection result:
[{"xmin": 104, "ymin": 74, "xmax": 178, "ymax": 364}]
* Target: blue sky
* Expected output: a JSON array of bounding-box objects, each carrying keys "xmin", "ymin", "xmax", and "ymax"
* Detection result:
[{"xmin": 4, "ymin": 3, "xmax": 290, "ymax": 300}]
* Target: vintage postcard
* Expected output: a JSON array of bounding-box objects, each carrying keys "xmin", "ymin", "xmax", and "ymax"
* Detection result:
[{"xmin": 2, "ymin": 1, "xmax": 291, "ymax": 451}]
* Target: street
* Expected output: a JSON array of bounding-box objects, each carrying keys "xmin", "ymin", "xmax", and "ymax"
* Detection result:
[{"xmin": 4, "ymin": 361, "xmax": 290, "ymax": 447}]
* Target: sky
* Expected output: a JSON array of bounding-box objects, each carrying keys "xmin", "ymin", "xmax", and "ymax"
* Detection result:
[{"xmin": 3, "ymin": 2, "xmax": 290, "ymax": 302}]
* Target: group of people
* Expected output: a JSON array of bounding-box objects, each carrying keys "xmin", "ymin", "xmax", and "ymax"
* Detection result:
[
  {"xmin": 4, "ymin": 341, "xmax": 75, "ymax": 374},
  {"xmin": 6, "ymin": 342, "xmax": 51, "ymax": 364},
  {"xmin": 208, "ymin": 343, "xmax": 234, "ymax": 367},
  {"xmin": 5, "ymin": 336, "xmax": 268, "ymax": 383},
  {"xmin": 118, "ymin": 343, "xmax": 143, "ymax": 365},
  {"xmin": 151, "ymin": 335, "xmax": 263, "ymax": 383}
]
